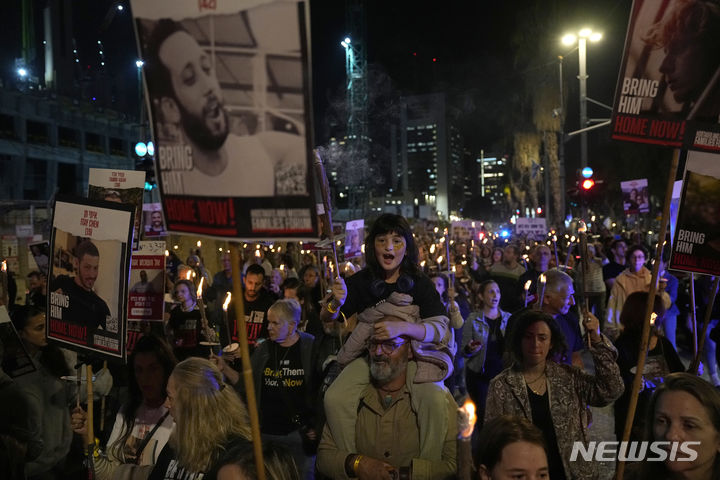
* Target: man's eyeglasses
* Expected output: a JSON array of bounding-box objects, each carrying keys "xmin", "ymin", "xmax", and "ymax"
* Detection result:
[{"xmin": 367, "ymin": 339, "xmax": 408, "ymax": 355}]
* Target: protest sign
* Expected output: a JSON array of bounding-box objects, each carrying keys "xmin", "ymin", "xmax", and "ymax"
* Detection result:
[
  {"xmin": 621, "ymin": 178, "xmax": 650, "ymax": 215},
  {"xmin": 515, "ymin": 218, "xmax": 547, "ymax": 240},
  {"xmin": 48, "ymin": 196, "xmax": 134, "ymax": 361},
  {"xmin": 88, "ymin": 168, "xmax": 145, "ymax": 250},
  {"xmin": 344, "ymin": 220, "xmax": 364, "ymax": 259},
  {"xmin": 669, "ymin": 151, "xmax": 720, "ymax": 275},
  {"xmin": 611, "ymin": 0, "xmax": 720, "ymax": 151},
  {"xmin": 131, "ymin": 0, "xmax": 318, "ymax": 240},
  {"xmin": 451, "ymin": 220, "xmax": 480, "ymax": 241},
  {"xmin": 128, "ymin": 241, "xmax": 166, "ymax": 322},
  {"xmin": 142, "ymin": 202, "xmax": 166, "ymax": 237}
]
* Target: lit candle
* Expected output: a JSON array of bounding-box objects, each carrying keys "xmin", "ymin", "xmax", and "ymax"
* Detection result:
[
  {"xmin": 436, "ymin": 256, "xmax": 443, "ymax": 271},
  {"xmin": 1, "ymin": 260, "xmax": 8, "ymax": 306},
  {"xmin": 222, "ymin": 292, "xmax": 238, "ymax": 354},
  {"xmin": 196, "ymin": 278, "xmax": 213, "ymax": 343},
  {"xmin": 523, "ymin": 280, "xmax": 532, "ymax": 308},
  {"xmin": 535, "ymin": 274, "xmax": 546, "ymax": 310},
  {"xmin": 459, "ymin": 397, "xmax": 477, "ymax": 439}
]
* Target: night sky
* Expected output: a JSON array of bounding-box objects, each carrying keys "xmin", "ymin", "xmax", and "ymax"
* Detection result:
[{"xmin": 1, "ymin": 1, "xmax": 673, "ymax": 197}]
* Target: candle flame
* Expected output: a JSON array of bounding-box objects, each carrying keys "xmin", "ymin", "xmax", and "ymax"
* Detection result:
[
  {"xmin": 185, "ymin": 270, "xmax": 192, "ymax": 280},
  {"xmin": 1, "ymin": 260, "xmax": 6, "ymax": 272},
  {"xmin": 452, "ymin": 265, "xmax": 456, "ymax": 273},
  {"xmin": 420, "ymin": 260, "xmax": 426, "ymax": 267},
  {"xmin": 440, "ymin": 237, "xmax": 446, "ymax": 243},
  {"xmin": 197, "ymin": 277, "xmax": 204, "ymax": 297},
  {"xmin": 437, "ymin": 256, "xmax": 443, "ymax": 264},
  {"xmin": 434, "ymin": 227, "xmax": 439, "ymax": 233},
  {"xmin": 165, "ymin": 250, "xmax": 169, "ymax": 256},
  {"xmin": 196, "ymin": 240, "xmax": 202, "ymax": 247},
  {"xmin": 280, "ymin": 264, "xmax": 285, "ymax": 271},
  {"xmin": 650, "ymin": 312, "xmax": 657, "ymax": 325},
  {"xmin": 255, "ymin": 249, "xmax": 261, "ymax": 258},
  {"xmin": 430, "ymin": 244, "xmax": 436, "ymax": 254},
  {"xmin": 361, "ymin": 244, "xmax": 365, "ymax": 253},
  {"xmin": 223, "ymin": 292, "xmax": 232, "ymax": 311},
  {"xmin": 570, "ymin": 235, "xmax": 576, "ymax": 242},
  {"xmin": 578, "ymin": 221, "xmax": 587, "ymax": 233},
  {"xmin": 539, "ymin": 273, "xmax": 546, "ymax": 284},
  {"xmin": 524, "ymin": 280, "xmax": 532, "ymax": 291},
  {"xmin": 552, "ymin": 235, "xmax": 557, "ymax": 242},
  {"xmin": 460, "ymin": 398, "xmax": 477, "ymax": 438}
]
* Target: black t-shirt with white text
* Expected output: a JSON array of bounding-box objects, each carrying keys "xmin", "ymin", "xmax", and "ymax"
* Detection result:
[{"xmin": 261, "ymin": 340, "xmax": 307, "ymax": 435}]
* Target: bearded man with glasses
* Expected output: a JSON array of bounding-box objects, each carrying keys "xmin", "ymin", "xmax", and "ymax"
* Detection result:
[{"xmin": 317, "ymin": 330, "xmax": 458, "ymax": 480}]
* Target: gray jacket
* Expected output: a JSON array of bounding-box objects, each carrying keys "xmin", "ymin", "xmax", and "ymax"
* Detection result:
[{"xmin": 460, "ymin": 310, "xmax": 511, "ymax": 373}]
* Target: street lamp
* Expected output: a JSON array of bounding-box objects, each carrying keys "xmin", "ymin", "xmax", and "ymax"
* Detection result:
[{"xmin": 562, "ymin": 28, "xmax": 602, "ymax": 169}]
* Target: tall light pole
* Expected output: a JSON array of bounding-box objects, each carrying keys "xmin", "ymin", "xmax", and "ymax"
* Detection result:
[{"xmin": 562, "ymin": 28, "xmax": 602, "ymax": 169}]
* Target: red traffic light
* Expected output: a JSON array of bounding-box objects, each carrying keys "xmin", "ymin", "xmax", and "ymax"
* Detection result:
[{"xmin": 581, "ymin": 179, "xmax": 595, "ymax": 190}]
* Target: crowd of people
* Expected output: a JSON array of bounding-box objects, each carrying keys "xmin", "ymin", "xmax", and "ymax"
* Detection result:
[{"xmin": 1, "ymin": 213, "xmax": 720, "ymax": 480}]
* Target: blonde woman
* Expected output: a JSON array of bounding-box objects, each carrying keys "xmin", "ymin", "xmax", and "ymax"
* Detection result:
[{"xmin": 148, "ymin": 357, "xmax": 252, "ymax": 480}]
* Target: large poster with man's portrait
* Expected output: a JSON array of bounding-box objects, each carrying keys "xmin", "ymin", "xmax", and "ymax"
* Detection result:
[
  {"xmin": 48, "ymin": 196, "xmax": 134, "ymax": 361},
  {"xmin": 669, "ymin": 151, "xmax": 720, "ymax": 275},
  {"xmin": 131, "ymin": 0, "xmax": 318, "ymax": 240},
  {"xmin": 610, "ymin": 0, "xmax": 720, "ymax": 151}
]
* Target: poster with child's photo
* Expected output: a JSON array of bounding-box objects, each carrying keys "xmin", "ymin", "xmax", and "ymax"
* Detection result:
[{"xmin": 48, "ymin": 195, "xmax": 134, "ymax": 361}]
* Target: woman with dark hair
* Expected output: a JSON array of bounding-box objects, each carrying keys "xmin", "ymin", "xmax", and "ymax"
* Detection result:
[
  {"xmin": 626, "ymin": 373, "xmax": 720, "ymax": 480},
  {"xmin": 72, "ymin": 335, "xmax": 177, "ymax": 479},
  {"xmin": 475, "ymin": 415, "xmax": 549, "ymax": 480},
  {"xmin": 321, "ymin": 213, "xmax": 445, "ymax": 326},
  {"xmin": 485, "ymin": 310, "xmax": 623, "ymax": 480},
  {"xmin": 461, "ymin": 279, "xmax": 512, "ymax": 422},
  {"xmin": 613, "ymin": 291, "xmax": 684, "ymax": 442},
  {"xmin": 11, "ymin": 305, "xmax": 75, "ymax": 479}
]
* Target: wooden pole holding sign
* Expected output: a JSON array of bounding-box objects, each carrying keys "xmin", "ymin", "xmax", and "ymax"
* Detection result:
[
  {"xmin": 616, "ymin": 148, "xmax": 680, "ymax": 480},
  {"xmin": 689, "ymin": 276, "xmax": 720, "ymax": 375},
  {"xmin": 85, "ymin": 364, "xmax": 96, "ymax": 479},
  {"xmin": 314, "ymin": 150, "xmax": 340, "ymax": 280},
  {"xmin": 229, "ymin": 243, "xmax": 265, "ymax": 480}
]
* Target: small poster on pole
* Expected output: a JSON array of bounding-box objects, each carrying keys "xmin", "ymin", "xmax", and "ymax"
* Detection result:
[
  {"xmin": 88, "ymin": 168, "xmax": 146, "ymax": 250},
  {"xmin": 128, "ymin": 241, "xmax": 166, "ymax": 322},
  {"xmin": 669, "ymin": 151, "xmax": 720, "ymax": 276},
  {"xmin": 48, "ymin": 196, "xmax": 134, "ymax": 361},
  {"xmin": 142, "ymin": 203, "xmax": 167, "ymax": 237},
  {"xmin": 621, "ymin": 178, "xmax": 650, "ymax": 215},
  {"xmin": 344, "ymin": 220, "xmax": 364, "ymax": 259}
]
